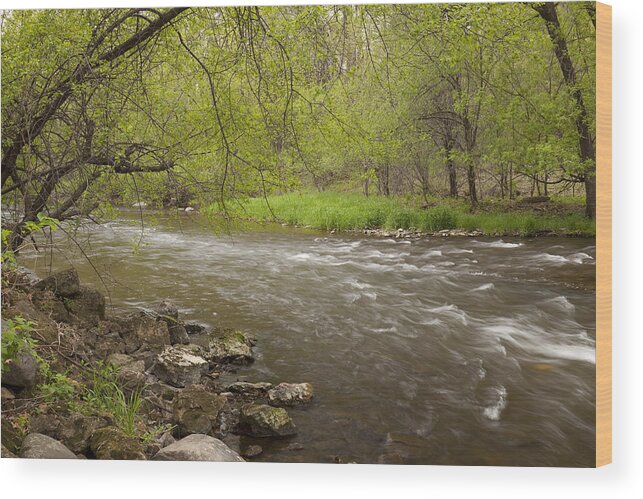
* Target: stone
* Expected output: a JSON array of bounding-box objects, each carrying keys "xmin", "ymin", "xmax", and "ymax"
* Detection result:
[
  {"xmin": 1, "ymin": 349, "xmax": 38, "ymax": 389},
  {"xmin": 90, "ymin": 426, "xmax": 146, "ymax": 460},
  {"xmin": 19, "ymin": 433, "xmax": 77, "ymax": 459},
  {"xmin": 153, "ymin": 344, "xmax": 209, "ymax": 388},
  {"xmin": 32, "ymin": 268, "xmax": 80, "ymax": 298},
  {"xmin": 226, "ymin": 381, "xmax": 273, "ymax": 397},
  {"xmin": 120, "ymin": 313, "xmax": 171, "ymax": 354},
  {"xmin": 1, "ymin": 444, "xmax": 17, "ymax": 458},
  {"xmin": 1, "ymin": 386, "xmax": 15, "ymax": 401},
  {"xmin": 107, "ymin": 353, "xmax": 146, "ymax": 396},
  {"xmin": 172, "ymin": 385, "xmax": 227, "ymax": 437},
  {"xmin": 153, "ymin": 434, "xmax": 244, "ymax": 462},
  {"xmin": 154, "ymin": 300, "xmax": 179, "ymax": 321},
  {"xmin": 168, "ymin": 324, "xmax": 190, "ymax": 345},
  {"xmin": 237, "ymin": 404, "xmax": 297, "ymax": 438},
  {"xmin": 30, "ymin": 409, "xmax": 109, "ymax": 455},
  {"xmin": 242, "ymin": 444, "xmax": 263, "ymax": 458},
  {"xmin": 31, "ymin": 289, "xmax": 71, "ymax": 322},
  {"xmin": 268, "ymin": 383, "xmax": 314, "ymax": 407},
  {"xmin": 65, "ymin": 285, "xmax": 106, "ymax": 325},
  {"xmin": 1, "ymin": 418, "xmax": 25, "ymax": 455},
  {"xmin": 184, "ymin": 322, "xmax": 208, "ymax": 334},
  {"xmin": 207, "ymin": 330, "xmax": 254, "ymax": 365}
]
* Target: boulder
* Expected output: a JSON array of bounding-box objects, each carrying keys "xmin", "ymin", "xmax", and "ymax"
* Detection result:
[
  {"xmin": 32, "ymin": 269, "xmax": 80, "ymax": 298},
  {"xmin": 172, "ymin": 385, "xmax": 227, "ymax": 437},
  {"xmin": 268, "ymin": 383, "xmax": 314, "ymax": 407},
  {"xmin": 107, "ymin": 353, "xmax": 147, "ymax": 396},
  {"xmin": 153, "ymin": 344, "xmax": 209, "ymax": 388},
  {"xmin": 1, "ymin": 444, "xmax": 17, "ymax": 458},
  {"xmin": 168, "ymin": 324, "xmax": 190, "ymax": 345},
  {"xmin": 19, "ymin": 433, "xmax": 77, "ymax": 459},
  {"xmin": 90, "ymin": 426, "xmax": 146, "ymax": 460},
  {"xmin": 2, "ymin": 349, "xmax": 38, "ymax": 389},
  {"xmin": 226, "ymin": 381, "xmax": 272, "ymax": 397},
  {"xmin": 207, "ymin": 330, "xmax": 254, "ymax": 365},
  {"xmin": 1, "ymin": 386, "xmax": 15, "ymax": 401},
  {"xmin": 29, "ymin": 408, "xmax": 108, "ymax": 454},
  {"xmin": 154, "ymin": 300, "xmax": 179, "ymax": 322},
  {"xmin": 153, "ymin": 434, "xmax": 244, "ymax": 462},
  {"xmin": 1, "ymin": 418, "xmax": 25, "ymax": 455},
  {"xmin": 65, "ymin": 285, "xmax": 105, "ymax": 325},
  {"xmin": 31, "ymin": 289, "xmax": 71, "ymax": 322},
  {"xmin": 30, "ymin": 411, "xmax": 109, "ymax": 454},
  {"xmin": 241, "ymin": 444, "xmax": 263, "ymax": 458},
  {"xmin": 120, "ymin": 313, "xmax": 171, "ymax": 354},
  {"xmin": 237, "ymin": 404, "xmax": 297, "ymax": 437}
]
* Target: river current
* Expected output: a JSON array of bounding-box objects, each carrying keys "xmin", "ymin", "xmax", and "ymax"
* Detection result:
[{"xmin": 20, "ymin": 211, "xmax": 596, "ymax": 466}]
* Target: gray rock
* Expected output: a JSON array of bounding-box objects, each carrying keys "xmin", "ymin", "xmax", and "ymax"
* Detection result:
[
  {"xmin": 153, "ymin": 434, "xmax": 244, "ymax": 462},
  {"xmin": 184, "ymin": 322, "xmax": 208, "ymax": 334},
  {"xmin": 154, "ymin": 300, "xmax": 179, "ymax": 321},
  {"xmin": 107, "ymin": 353, "xmax": 147, "ymax": 396},
  {"xmin": 32, "ymin": 268, "xmax": 80, "ymax": 298},
  {"xmin": 172, "ymin": 385, "xmax": 227, "ymax": 437},
  {"xmin": 237, "ymin": 404, "xmax": 297, "ymax": 437},
  {"xmin": 19, "ymin": 433, "xmax": 77, "ymax": 459},
  {"xmin": 120, "ymin": 313, "xmax": 171, "ymax": 354},
  {"xmin": 1, "ymin": 444, "xmax": 17, "ymax": 458},
  {"xmin": 2, "ymin": 350, "xmax": 38, "ymax": 389},
  {"xmin": 65, "ymin": 285, "xmax": 106, "ymax": 325},
  {"xmin": 268, "ymin": 383, "xmax": 314, "ymax": 407},
  {"xmin": 168, "ymin": 324, "xmax": 190, "ymax": 345},
  {"xmin": 1, "ymin": 386, "xmax": 15, "ymax": 401},
  {"xmin": 30, "ymin": 411, "xmax": 109, "ymax": 454},
  {"xmin": 90, "ymin": 426, "xmax": 146, "ymax": 460},
  {"xmin": 153, "ymin": 344, "xmax": 209, "ymax": 388},
  {"xmin": 207, "ymin": 330, "xmax": 254, "ymax": 365},
  {"xmin": 226, "ymin": 381, "xmax": 273, "ymax": 397},
  {"xmin": 242, "ymin": 444, "xmax": 263, "ymax": 458}
]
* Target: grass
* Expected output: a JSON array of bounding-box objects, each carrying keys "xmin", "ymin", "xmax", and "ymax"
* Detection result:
[{"xmin": 223, "ymin": 191, "xmax": 595, "ymax": 237}]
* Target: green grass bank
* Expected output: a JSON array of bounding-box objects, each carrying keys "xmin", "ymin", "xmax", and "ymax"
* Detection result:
[{"xmin": 221, "ymin": 192, "xmax": 595, "ymax": 237}]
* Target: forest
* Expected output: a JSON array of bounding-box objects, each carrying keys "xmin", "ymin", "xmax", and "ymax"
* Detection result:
[
  {"xmin": 1, "ymin": 3, "xmax": 600, "ymax": 466},
  {"xmin": 1, "ymin": 3, "xmax": 597, "ymax": 242}
]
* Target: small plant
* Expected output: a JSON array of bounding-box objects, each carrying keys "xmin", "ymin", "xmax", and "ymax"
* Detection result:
[
  {"xmin": 1, "ymin": 316, "xmax": 40, "ymax": 374},
  {"xmin": 83, "ymin": 361, "xmax": 143, "ymax": 437},
  {"xmin": 38, "ymin": 372, "xmax": 77, "ymax": 402}
]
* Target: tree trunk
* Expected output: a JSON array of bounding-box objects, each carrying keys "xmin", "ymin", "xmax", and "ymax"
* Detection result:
[{"xmin": 532, "ymin": 2, "xmax": 596, "ymax": 219}]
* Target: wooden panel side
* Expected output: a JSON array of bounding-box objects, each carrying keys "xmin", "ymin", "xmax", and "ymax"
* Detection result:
[{"xmin": 595, "ymin": 1, "xmax": 612, "ymax": 468}]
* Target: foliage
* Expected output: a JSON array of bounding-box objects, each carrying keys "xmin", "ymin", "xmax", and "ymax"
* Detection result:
[
  {"xmin": 1, "ymin": 316, "xmax": 40, "ymax": 374},
  {"xmin": 83, "ymin": 361, "xmax": 142, "ymax": 437}
]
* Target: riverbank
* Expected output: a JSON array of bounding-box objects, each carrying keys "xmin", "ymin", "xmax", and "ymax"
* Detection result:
[
  {"xmin": 1, "ymin": 268, "xmax": 313, "ymax": 460},
  {"xmin": 218, "ymin": 192, "xmax": 595, "ymax": 238}
]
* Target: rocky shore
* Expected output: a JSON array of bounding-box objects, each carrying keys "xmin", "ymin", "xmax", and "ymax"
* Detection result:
[{"xmin": 1, "ymin": 268, "xmax": 313, "ymax": 461}]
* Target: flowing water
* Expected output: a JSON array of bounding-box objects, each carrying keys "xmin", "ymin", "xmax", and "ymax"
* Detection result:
[{"xmin": 20, "ymin": 211, "xmax": 596, "ymax": 466}]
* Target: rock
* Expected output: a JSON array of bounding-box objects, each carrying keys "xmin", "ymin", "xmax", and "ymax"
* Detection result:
[
  {"xmin": 242, "ymin": 444, "xmax": 263, "ymax": 458},
  {"xmin": 184, "ymin": 322, "xmax": 208, "ymax": 334},
  {"xmin": 237, "ymin": 404, "xmax": 297, "ymax": 437},
  {"xmin": 32, "ymin": 268, "xmax": 80, "ymax": 298},
  {"xmin": 132, "ymin": 202, "xmax": 147, "ymax": 208},
  {"xmin": 268, "ymin": 383, "xmax": 314, "ymax": 407},
  {"xmin": 107, "ymin": 353, "xmax": 147, "ymax": 396},
  {"xmin": 184, "ymin": 207, "xmax": 195, "ymax": 212},
  {"xmin": 226, "ymin": 381, "xmax": 272, "ymax": 397},
  {"xmin": 285, "ymin": 442, "xmax": 304, "ymax": 451},
  {"xmin": 154, "ymin": 300, "xmax": 179, "ymax": 322},
  {"xmin": 65, "ymin": 285, "xmax": 105, "ymax": 325},
  {"xmin": 31, "ymin": 289, "xmax": 71, "ymax": 322},
  {"xmin": 19, "ymin": 433, "xmax": 77, "ymax": 459},
  {"xmin": 153, "ymin": 344, "xmax": 209, "ymax": 388},
  {"xmin": 90, "ymin": 427, "xmax": 146, "ymax": 460},
  {"xmin": 120, "ymin": 313, "xmax": 171, "ymax": 354},
  {"xmin": 30, "ymin": 411, "xmax": 109, "ymax": 455},
  {"xmin": 1, "ymin": 444, "xmax": 17, "ymax": 458},
  {"xmin": 1, "ymin": 386, "xmax": 15, "ymax": 401},
  {"xmin": 168, "ymin": 324, "xmax": 190, "ymax": 345},
  {"xmin": 158, "ymin": 431, "xmax": 176, "ymax": 448},
  {"xmin": 207, "ymin": 330, "xmax": 254, "ymax": 365},
  {"xmin": 1, "ymin": 418, "xmax": 25, "ymax": 455},
  {"xmin": 87, "ymin": 321, "xmax": 127, "ymax": 359},
  {"xmin": 172, "ymin": 385, "xmax": 227, "ymax": 437},
  {"xmin": 153, "ymin": 434, "xmax": 244, "ymax": 462},
  {"xmin": 1, "ymin": 349, "xmax": 38, "ymax": 389}
]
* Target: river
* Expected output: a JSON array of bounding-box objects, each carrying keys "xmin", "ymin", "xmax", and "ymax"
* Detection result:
[{"xmin": 20, "ymin": 211, "xmax": 596, "ymax": 466}]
